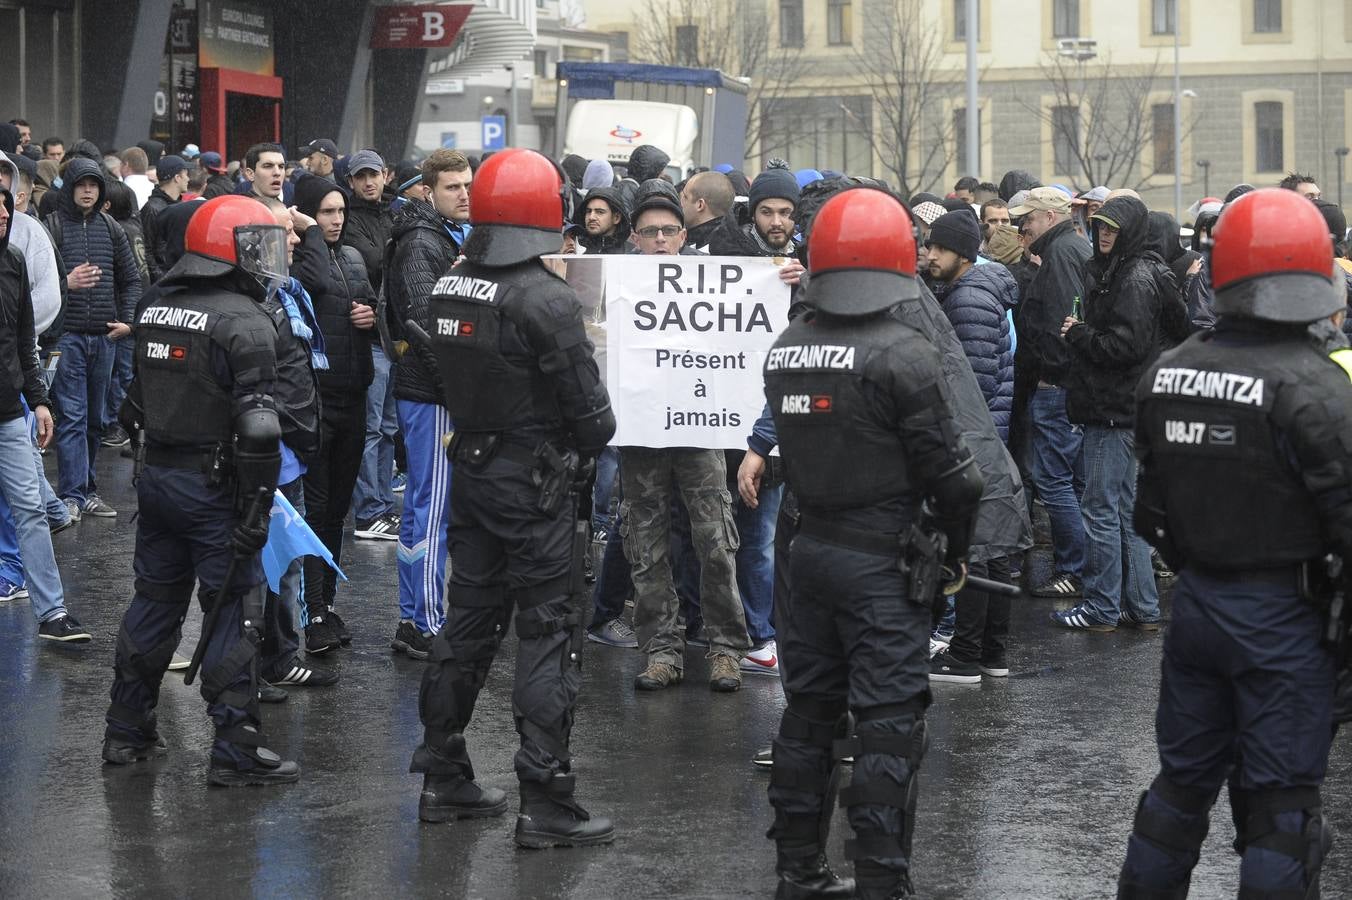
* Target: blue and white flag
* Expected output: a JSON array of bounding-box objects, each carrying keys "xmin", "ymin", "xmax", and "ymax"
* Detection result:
[{"xmin": 261, "ymin": 489, "xmax": 346, "ymax": 592}]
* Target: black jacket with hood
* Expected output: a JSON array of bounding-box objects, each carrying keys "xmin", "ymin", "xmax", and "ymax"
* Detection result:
[
  {"xmin": 385, "ymin": 197, "xmax": 463, "ymax": 405},
  {"xmin": 293, "ymin": 175, "xmax": 375, "ymax": 409},
  {"xmin": 1143, "ymin": 211, "xmax": 1193, "ymax": 348},
  {"xmin": 43, "ymin": 158, "xmax": 142, "ymax": 333},
  {"xmin": 0, "ymin": 187, "xmax": 50, "ymax": 421},
  {"xmin": 1063, "ymin": 196, "xmax": 1166, "ymax": 428},
  {"xmin": 577, "ymin": 187, "xmax": 631, "ymax": 255},
  {"xmin": 615, "ymin": 145, "xmax": 670, "ymax": 212},
  {"xmin": 1017, "ymin": 218, "xmax": 1091, "ymax": 386}
]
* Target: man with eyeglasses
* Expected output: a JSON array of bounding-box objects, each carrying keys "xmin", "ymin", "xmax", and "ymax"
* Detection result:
[{"xmin": 622, "ymin": 185, "xmax": 751, "ymax": 693}]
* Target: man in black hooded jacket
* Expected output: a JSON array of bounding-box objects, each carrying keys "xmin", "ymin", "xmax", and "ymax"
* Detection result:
[
  {"xmin": 291, "ymin": 174, "xmax": 377, "ymax": 656},
  {"xmin": 576, "ymin": 187, "xmax": 630, "ymax": 255},
  {"xmin": 1052, "ymin": 195, "xmax": 1164, "ymax": 633},
  {"xmin": 615, "ymin": 144, "xmax": 670, "ymax": 212}
]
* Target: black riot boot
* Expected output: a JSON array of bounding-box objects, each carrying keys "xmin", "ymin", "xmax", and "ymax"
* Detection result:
[
  {"xmin": 775, "ymin": 845, "xmax": 856, "ymax": 899},
  {"xmin": 513, "ymin": 775, "xmax": 615, "ymax": 849},
  {"xmin": 854, "ymin": 862, "xmax": 914, "ymax": 900},
  {"xmin": 102, "ymin": 733, "xmax": 168, "ymax": 765},
  {"xmin": 206, "ymin": 725, "xmax": 301, "ymax": 787},
  {"xmin": 419, "ymin": 775, "xmax": 509, "ymax": 823}
]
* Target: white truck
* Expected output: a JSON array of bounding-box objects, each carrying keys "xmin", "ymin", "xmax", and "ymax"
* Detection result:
[{"xmin": 554, "ymin": 62, "xmax": 749, "ymax": 179}]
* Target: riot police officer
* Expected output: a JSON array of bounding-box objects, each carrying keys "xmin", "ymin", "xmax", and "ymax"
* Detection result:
[
  {"xmin": 763, "ymin": 189, "xmax": 984, "ymax": 900},
  {"xmin": 1118, "ymin": 188, "xmax": 1352, "ymax": 897},
  {"xmin": 101, "ymin": 195, "xmax": 296, "ymax": 786},
  {"xmin": 408, "ymin": 148, "xmax": 617, "ymax": 847}
]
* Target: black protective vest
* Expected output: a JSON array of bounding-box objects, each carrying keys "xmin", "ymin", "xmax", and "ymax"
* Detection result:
[
  {"xmin": 136, "ymin": 288, "xmax": 275, "ymax": 448},
  {"xmin": 1137, "ymin": 332, "xmax": 1332, "ymax": 568},
  {"xmin": 765, "ymin": 313, "xmax": 939, "ymax": 511},
  {"xmin": 426, "ymin": 264, "xmax": 563, "ymax": 434}
]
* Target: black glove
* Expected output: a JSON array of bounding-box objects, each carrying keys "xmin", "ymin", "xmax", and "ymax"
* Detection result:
[
  {"xmin": 572, "ymin": 456, "xmax": 596, "ymax": 492},
  {"xmin": 231, "ymin": 518, "xmax": 270, "ymax": 556}
]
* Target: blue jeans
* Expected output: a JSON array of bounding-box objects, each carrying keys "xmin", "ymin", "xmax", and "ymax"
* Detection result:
[
  {"xmin": 734, "ymin": 483, "xmax": 782, "ymax": 647},
  {"xmin": 104, "ymin": 336, "xmax": 134, "ymax": 428},
  {"xmin": 352, "ymin": 347, "xmax": 397, "ymax": 523},
  {"xmin": 1029, "ymin": 386, "xmax": 1085, "ymax": 576},
  {"xmin": 52, "ymin": 332, "xmax": 115, "ymax": 503},
  {"xmin": 591, "ymin": 446, "xmax": 620, "ymax": 533},
  {"xmin": 1079, "ymin": 426, "xmax": 1159, "ymax": 624},
  {"xmin": 0, "ymin": 415, "xmax": 67, "ymax": 622}
]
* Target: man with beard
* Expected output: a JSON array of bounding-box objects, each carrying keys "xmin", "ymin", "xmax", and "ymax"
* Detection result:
[{"xmin": 576, "ymin": 188, "xmax": 630, "ymax": 255}]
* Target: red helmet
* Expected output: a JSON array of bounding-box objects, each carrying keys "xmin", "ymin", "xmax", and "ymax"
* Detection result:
[
  {"xmin": 467, "ymin": 148, "xmax": 569, "ymax": 266},
  {"xmin": 1212, "ymin": 188, "xmax": 1342, "ymax": 323},
  {"xmin": 807, "ymin": 189, "xmax": 919, "ymax": 315},
  {"xmin": 173, "ymin": 194, "xmax": 288, "ymax": 291}
]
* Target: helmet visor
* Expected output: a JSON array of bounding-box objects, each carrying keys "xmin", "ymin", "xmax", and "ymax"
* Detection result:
[{"xmin": 234, "ymin": 224, "xmax": 289, "ymax": 291}]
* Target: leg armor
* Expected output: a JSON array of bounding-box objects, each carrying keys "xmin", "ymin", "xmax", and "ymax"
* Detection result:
[
  {"xmin": 1117, "ymin": 774, "xmax": 1217, "ymax": 899},
  {"xmin": 1232, "ymin": 787, "xmax": 1332, "ymax": 900}
]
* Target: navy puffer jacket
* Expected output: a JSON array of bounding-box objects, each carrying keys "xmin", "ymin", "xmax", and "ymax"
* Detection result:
[
  {"xmin": 934, "ymin": 262, "xmax": 1017, "ymax": 441},
  {"xmin": 46, "ymin": 158, "xmax": 142, "ymax": 332}
]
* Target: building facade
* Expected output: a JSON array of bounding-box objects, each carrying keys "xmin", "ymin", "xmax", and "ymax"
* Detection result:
[{"xmin": 586, "ymin": 0, "xmax": 1352, "ymax": 210}]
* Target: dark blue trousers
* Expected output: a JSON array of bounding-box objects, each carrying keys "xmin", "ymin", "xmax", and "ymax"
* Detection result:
[{"xmin": 1120, "ymin": 567, "xmax": 1335, "ymax": 896}]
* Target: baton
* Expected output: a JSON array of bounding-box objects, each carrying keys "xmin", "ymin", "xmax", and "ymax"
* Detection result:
[
  {"xmin": 184, "ymin": 486, "xmax": 271, "ymax": 686},
  {"xmin": 967, "ymin": 575, "xmax": 1023, "ymax": 597}
]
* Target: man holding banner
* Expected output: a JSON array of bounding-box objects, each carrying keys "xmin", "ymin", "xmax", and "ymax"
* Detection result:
[{"xmin": 617, "ymin": 188, "xmax": 751, "ymax": 693}]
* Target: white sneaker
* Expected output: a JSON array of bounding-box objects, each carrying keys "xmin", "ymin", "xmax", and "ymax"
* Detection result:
[
  {"xmin": 928, "ymin": 635, "xmax": 951, "ymax": 659},
  {"xmin": 740, "ymin": 639, "xmax": 779, "ymax": 676}
]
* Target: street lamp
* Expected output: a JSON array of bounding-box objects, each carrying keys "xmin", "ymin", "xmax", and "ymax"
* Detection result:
[
  {"xmin": 1337, "ymin": 147, "xmax": 1350, "ymax": 208},
  {"xmin": 1196, "ymin": 158, "xmax": 1211, "ymax": 199},
  {"xmin": 1171, "ymin": 6, "xmax": 1183, "ymax": 223}
]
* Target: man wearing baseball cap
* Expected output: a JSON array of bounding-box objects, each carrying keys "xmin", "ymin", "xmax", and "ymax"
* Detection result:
[
  {"xmin": 1008, "ymin": 185, "xmax": 1092, "ymax": 601},
  {"xmin": 300, "ymin": 139, "xmax": 338, "ymax": 181},
  {"xmin": 199, "ymin": 151, "xmax": 235, "ymax": 199}
]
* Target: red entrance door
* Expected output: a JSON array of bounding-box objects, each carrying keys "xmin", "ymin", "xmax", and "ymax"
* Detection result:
[{"xmin": 199, "ymin": 67, "xmax": 283, "ymax": 163}]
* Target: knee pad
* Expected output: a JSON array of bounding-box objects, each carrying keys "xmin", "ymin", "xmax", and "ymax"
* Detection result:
[
  {"xmin": 1130, "ymin": 774, "xmax": 1216, "ymax": 858},
  {"xmin": 115, "ymin": 620, "xmax": 182, "ymax": 683},
  {"xmin": 1231, "ymin": 786, "xmax": 1328, "ymax": 891},
  {"xmin": 771, "ymin": 695, "xmax": 846, "ymax": 795},
  {"xmin": 134, "ymin": 574, "xmax": 194, "ymax": 605}
]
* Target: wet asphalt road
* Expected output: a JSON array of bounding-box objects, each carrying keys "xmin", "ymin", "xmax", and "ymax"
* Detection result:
[{"xmin": 1, "ymin": 451, "xmax": 1350, "ymax": 900}]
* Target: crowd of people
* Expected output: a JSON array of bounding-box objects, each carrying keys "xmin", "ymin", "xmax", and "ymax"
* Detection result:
[
  {"xmin": 2, "ymin": 110, "xmax": 1351, "ymax": 895},
  {"xmin": 2, "ymin": 114, "xmax": 1350, "ymax": 680}
]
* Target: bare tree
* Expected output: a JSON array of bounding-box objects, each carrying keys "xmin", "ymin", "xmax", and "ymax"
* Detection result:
[
  {"xmin": 1025, "ymin": 51, "xmax": 1196, "ymax": 190},
  {"xmin": 848, "ymin": 0, "xmax": 958, "ymax": 198},
  {"xmin": 629, "ymin": 0, "xmax": 810, "ymax": 160}
]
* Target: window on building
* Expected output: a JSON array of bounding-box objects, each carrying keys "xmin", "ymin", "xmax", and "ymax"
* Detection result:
[
  {"xmin": 1152, "ymin": 102, "xmax": 1175, "ymax": 174},
  {"xmin": 780, "ymin": 0, "xmax": 804, "ymax": 47},
  {"xmin": 761, "ymin": 96, "xmax": 872, "ymax": 175},
  {"xmin": 953, "ymin": 0, "xmax": 980, "ymax": 41},
  {"xmin": 954, "ymin": 108, "xmax": 982, "ymax": 176},
  {"xmin": 1253, "ymin": 0, "xmax": 1282, "ymax": 33},
  {"xmin": 533, "ymin": 50, "xmax": 550, "ymax": 78},
  {"xmin": 1254, "ymin": 101, "xmax": 1283, "ymax": 171},
  {"xmin": 676, "ymin": 24, "xmax": 699, "ymax": 64},
  {"xmin": 562, "ymin": 45, "xmax": 603, "ymax": 62},
  {"xmin": 1053, "ymin": 0, "xmax": 1080, "ymax": 38},
  {"xmin": 1151, "ymin": 0, "xmax": 1176, "ymax": 35},
  {"xmin": 1052, "ymin": 105, "xmax": 1081, "ymax": 175},
  {"xmin": 828, "ymin": 0, "xmax": 852, "ymax": 45}
]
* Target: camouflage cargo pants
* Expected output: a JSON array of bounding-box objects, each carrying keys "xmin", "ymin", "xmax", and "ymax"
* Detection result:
[{"xmin": 618, "ymin": 447, "xmax": 750, "ymax": 668}]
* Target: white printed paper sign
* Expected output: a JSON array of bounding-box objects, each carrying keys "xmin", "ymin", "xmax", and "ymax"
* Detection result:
[{"xmin": 603, "ymin": 255, "xmax": 790, "ymax": 448}]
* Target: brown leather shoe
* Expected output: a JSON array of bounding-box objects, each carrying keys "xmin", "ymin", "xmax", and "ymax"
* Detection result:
[
  {"xmin": 709, "ymin": 653, "xmax": 743, "ymax": 693},
  {"xmin": 634, "ymin": 660, "xmax": 683, "ymax": 691}
]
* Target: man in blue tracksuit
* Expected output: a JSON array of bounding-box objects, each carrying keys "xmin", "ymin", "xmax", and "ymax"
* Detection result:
[{"xmin": 383, "ymin": 149, "xmax": 472, "ymax": 658}]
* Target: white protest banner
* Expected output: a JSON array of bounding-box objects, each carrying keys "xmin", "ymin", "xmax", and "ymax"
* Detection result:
[{"xmin": 603, "ymin": 255, "xmax": 790, "ymax": 448}]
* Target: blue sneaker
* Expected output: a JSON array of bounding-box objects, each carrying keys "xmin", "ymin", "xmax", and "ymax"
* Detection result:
[
  {"xmin": 0, "ymin": 577, "xmax": 28, "ymax": 601},
  {"xmin": 1050, "ymin": 603, "xmax": 1116, "ymax": 632},
  {"xmin": 391, "ymin": 472, "xmax": 408, "ymax": 494}
]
